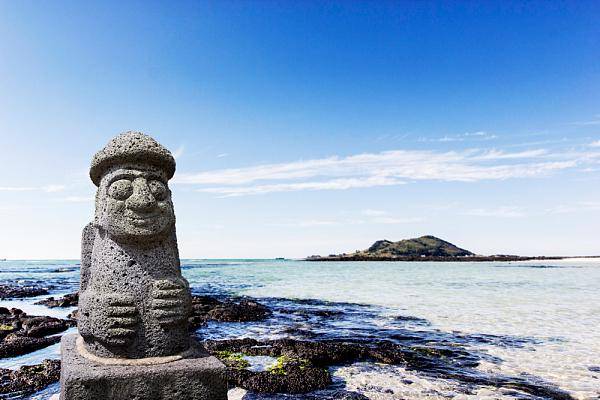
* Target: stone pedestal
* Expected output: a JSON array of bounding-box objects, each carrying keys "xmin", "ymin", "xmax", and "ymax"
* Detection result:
[{"xmin": 59, "ymin": 334, "xmax": 227, "ymax": 400}]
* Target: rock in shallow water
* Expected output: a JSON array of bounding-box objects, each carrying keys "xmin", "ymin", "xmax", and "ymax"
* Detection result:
[
  {"xmin": 34, "ymin": 292, "xmax": 78, "ymax": 308},
  {"xmin": 0, "ymin": 284, "xmax": 48, "ymax": 299},
  {"xmin": 208, "ymin": 300, "xmax": 271, "ymax": 323},
  {"xmin": 189, "ymin": 296, "xmax": 271, "ymax": 328},
  {"xmin": 0, "ymin": 333, "xmax": 61, "ymax": 358},
  {"xmin": 227, "ymin": 363, "xmax": 331, "ymax": 394},
  {"xmin": 0, "ymin": 359, "xmax": 60, "ymax": 396},
  {"xmin": 0, "ymin": 307, "xmax": 73, "ymax": 357}
]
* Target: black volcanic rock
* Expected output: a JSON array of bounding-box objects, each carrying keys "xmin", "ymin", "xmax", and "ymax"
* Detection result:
[
  {"xmin": 0, "ymin": 308, "xmax": 74, "ymax": 358},
  {"xmin": 0, "ymin": 334, "xmax": 62, "ymax": 358},
  {"xmin": 0, "ymin": 284, "xmax": 49, "ymax": 299},
  {"xmin": 208, "ymin": 300, "xmax": 271, "ymax": 322},
  {"xmin": 227, "ymin": 363, "xmax": 331, "ymax": 394},
  {"xmin": 0, "ymin": 359, "xmax": 60, "ymax": 396},
  {"xmin": 189, "ymin": 296, "xmax": 271, "ymax": 329},
  {"xmin": 35, "ymin": 292, "xmax": 78, "ymax": 308}
]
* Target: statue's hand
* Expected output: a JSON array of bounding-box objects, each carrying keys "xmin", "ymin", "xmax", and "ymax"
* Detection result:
[
  {"xmin": 150, "ymin": 279, "xmax": 190, "ymax": 326},
  {"xmin": 103, "ymin": 294, "xmax": 138, "ymax": 345}
]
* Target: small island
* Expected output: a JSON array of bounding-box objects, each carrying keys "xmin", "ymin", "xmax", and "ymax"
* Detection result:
[{"xmin": 306, "ymin": 235, "xmax": 566, "ymax": 262}]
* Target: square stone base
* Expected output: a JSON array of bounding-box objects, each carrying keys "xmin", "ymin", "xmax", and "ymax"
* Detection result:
[{"xmin": 59, "ymin": 334, "xmax": 227, "ymax": 400}]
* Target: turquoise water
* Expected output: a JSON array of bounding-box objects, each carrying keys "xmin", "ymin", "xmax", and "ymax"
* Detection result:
[{"xmin": 1, "ymin": 259, "xmax": 599, "ymax": 399}]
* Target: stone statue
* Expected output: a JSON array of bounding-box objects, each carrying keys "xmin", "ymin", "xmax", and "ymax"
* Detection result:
[
  {"xmin": 79, "ymin": 131, "xmax": 191, "ymax": 359},
  {"xmin": 59, "ymin": 132, "xmax": 226, "ymax": 400}
]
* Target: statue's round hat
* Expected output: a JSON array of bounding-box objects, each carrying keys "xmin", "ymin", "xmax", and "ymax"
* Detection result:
[{"xmin": 90, "ymin": 131, "xmax": 176, "ymax": 186}]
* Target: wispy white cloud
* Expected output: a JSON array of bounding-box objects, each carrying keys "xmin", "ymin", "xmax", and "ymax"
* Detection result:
[
  {"xmin": 369, "ymin": 216, "xmax": 424, "ymax": 224},
  {"xmin": 362, "ymin": 209, "xmax": 387, "ymax": 216},
  {"xmin": 0, "ymin": 186, "xmax": 36, "ymax": 192},
  {"xmin": 590, "ymin": 140, "xmax": 600, "ymax": 148},
  {"xmin": 545, "ymin": 201, "xmax": 600, "ymax": 215},
  {"xmin": 420, "ymin": 131, "xmax": 498, "ymax": 143},
  {"xmin": 59, "ymin": 196, "xmax": 94, "ymax": 203},
  {"xmin": 269, "ymin": 219, "xmax": 338, "ymax": 228},
  {"xmin": 43, "ymin": 185, "xmax": 66, "ymax": 193},
  {"xmin": 0, "ymin": 185, "xmax": 65, "ymax": 193},
  {"xmin": 465, "ymin": 131, "xmax": 498, "ymax": 139},
  {"xmin": 217, "ymin": 153, "xmax": 229, "ymax": 158},
  {"xmin": 579, "ymin": 167, "xmax": 600, "ymax": 173},
  {"xmin": 174, "ymin": 147, "xmax": 592, "ymax": 197},
  {"xmin": 471, "ymin": 149, "xmax": 547, "ymax": 160},
  {"xmin": 461, "ymin": 201, "xmax": 600, "ymax": 218},
  {"xmin": 463, "ymin": 206, "xmax": 526, "ymax": 218},
  {"xmin": 572, "ymin": 115, "xmax": 600, "ymax": 126},
  {"xmin": 269, "ymin": 213, "xmax": 423, "ymax": 228},
  {"xmin": 197, "ymin": 176, "xmax": 404, "ymax": 197},
  {"xmin": 0, "ymin": 204, "xmax": 21, "ymax": 212},
  {"xmin": 375, "ymin": 133, "xmax": 409, "ymax": 142},
  {"xmin": 360, "ymin": 209, "xmax": 422, "ymax": 223}
]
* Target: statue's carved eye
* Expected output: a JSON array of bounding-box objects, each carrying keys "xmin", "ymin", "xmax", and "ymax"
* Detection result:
[
  {"xmin": 149, "ymin": 180, "xmax": 168, "ymax": 201},
  {"xmin": 108, "ymin": 179, "xmax": 133, "ymax": 200}
]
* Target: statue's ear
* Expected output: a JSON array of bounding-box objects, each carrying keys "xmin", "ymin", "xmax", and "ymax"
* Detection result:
[
  {"xmin": 93, "ymin": 188, "xmax": 106, "ymax": 229},
  {"xmin": 80, "ymin": 222, "xmax": 96, "ymax": 291}
]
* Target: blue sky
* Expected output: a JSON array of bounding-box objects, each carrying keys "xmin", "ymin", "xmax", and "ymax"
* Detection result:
[{"xmin": 1, "ymin": 1, "xmax": 599, "ymax": 258}]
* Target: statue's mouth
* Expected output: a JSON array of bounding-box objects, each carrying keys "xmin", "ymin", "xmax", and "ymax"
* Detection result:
[{"xmin": 126, "ymin": 213, "xmax": 160, "ymax": 226}]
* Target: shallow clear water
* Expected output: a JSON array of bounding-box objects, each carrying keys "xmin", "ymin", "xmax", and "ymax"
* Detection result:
[{"xmin": 1, "ymin": 259, "xmax": 599, "ymax": 399}]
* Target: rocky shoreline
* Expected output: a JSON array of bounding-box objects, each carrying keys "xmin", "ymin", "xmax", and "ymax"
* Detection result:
[
  {"xmin": 0, "ymin": 289, "xmax": 578, "ymax": 400},
  {"xmin": 206, "ymin": 338, "xmax": 573, "ymax": 399}
]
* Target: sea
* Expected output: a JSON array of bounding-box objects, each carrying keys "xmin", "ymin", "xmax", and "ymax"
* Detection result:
[{"xmin": 0, "ymin": 258, "xmax": 598, "ymax": 400}]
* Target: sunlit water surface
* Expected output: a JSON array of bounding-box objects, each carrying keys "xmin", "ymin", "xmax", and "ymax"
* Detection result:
[{"xmin": 0, "ymin": 259, "xmax": 598, "ymax": 399}]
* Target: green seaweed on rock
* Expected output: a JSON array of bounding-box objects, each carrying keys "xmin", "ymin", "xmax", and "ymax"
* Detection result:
[
  {"xmin": 216, "ymin": 350, "xmax": 250, "ymax": 369},
  {"xmin": 267, "ymin": 355, "xmax": 311, "ymax": 376}
]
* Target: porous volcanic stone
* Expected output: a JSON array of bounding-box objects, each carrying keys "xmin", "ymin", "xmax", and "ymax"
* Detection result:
[
  {"xmin": 60, "ymin": 334, "xmax": 227, "ymax": 400},
  {"xmin": 78, "ymin": 131, "xmax": 192, "ymax": 359},
  {"xmin": 89, "ymin": 131, "xmax": 175, "ymax": 186},
  {"xmin": 61, "ymin": 132, "xmax": 226, "ymax": 400}
]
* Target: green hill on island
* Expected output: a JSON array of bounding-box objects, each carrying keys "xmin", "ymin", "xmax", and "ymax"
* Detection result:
[
  {"xmin": 361, "ymin": 235, "xmax": 474, "ymax": 257},
  {"xmin": 307, "ymin": 235, "xmax": 475, "ymax": 260},
  {"xmin": 306, "ymin": 235, "xmax": 566, "ymax": 261}
]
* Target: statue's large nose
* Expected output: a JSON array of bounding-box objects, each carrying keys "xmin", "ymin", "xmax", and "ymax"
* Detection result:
[{"xmin": 127, "ymin": 178, "xmax": 157, "ymax": 212}]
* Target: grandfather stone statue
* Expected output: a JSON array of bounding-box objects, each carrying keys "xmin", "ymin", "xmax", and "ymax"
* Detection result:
[{"xmin": 59, "ymin": 132, "xmax": 227, "ymax": 400}]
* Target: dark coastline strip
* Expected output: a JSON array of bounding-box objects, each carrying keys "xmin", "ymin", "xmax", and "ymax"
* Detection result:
[{"xmin": 305, "ymin": 255, "xmax": 569, "ymax": 262}]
